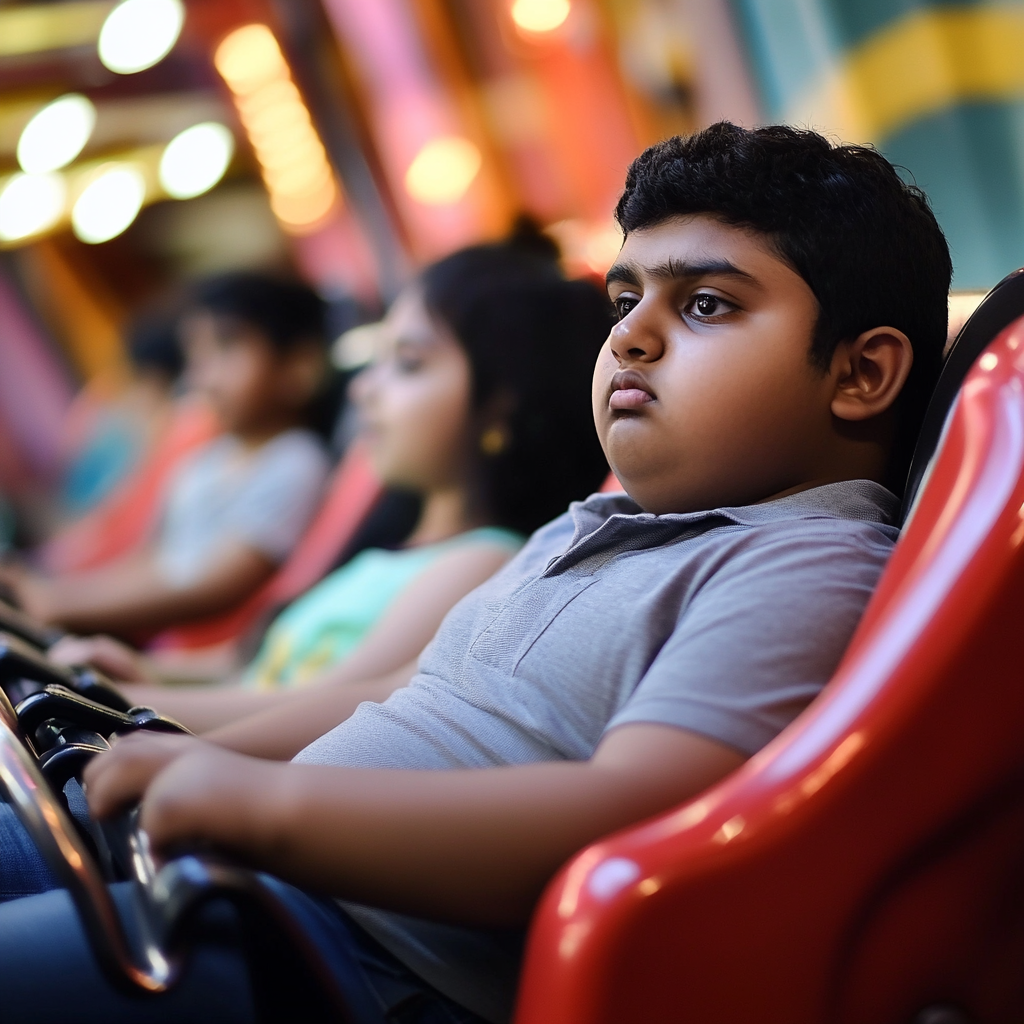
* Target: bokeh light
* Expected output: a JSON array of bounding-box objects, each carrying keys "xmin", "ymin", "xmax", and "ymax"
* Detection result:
[
  {"xmin": 71, "ymin": 164, "xmax": 146, "ymax": 243},
  {"xmin": 404, "ymin": 136, "xmax": 482, "ymax": 205},
  {"xmin": 213, "ymin": 23, "xmax": 289, "ymax": 94},
  {"xmin": 215, "ymin": 24, "xmax": 338, "ymax": 232},
  {"xmin": 511, "ymin": 0, "xmax": 571, "ymax": 34},
  {"xmin": 159, "ymin": 122, "xmax": 235, "ymax": 199},
  {"xmin": 17, "ymin": 94, "xmax": 96, "ymax": 174},
  {"xmin": 98, "ymin": 0, "xmax": 185, "ymax": 75},
  {"xmin": 0, "ymin": 172, "xmax": 66, "ymax": 242}
]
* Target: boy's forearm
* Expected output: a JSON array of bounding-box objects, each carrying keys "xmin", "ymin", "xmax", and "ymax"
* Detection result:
[
  {"xmin": 143, "ymin": 725, "xmax": 742, "ymax": 926},
  {"xmin": 150, "ymin": 757, "xmax": 638, "ymax": 924},
  {"xmin": 255, "ymin": 761, "xmax": 644, "ymax": 923}
]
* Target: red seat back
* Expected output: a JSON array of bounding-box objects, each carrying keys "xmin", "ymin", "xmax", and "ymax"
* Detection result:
[
  {"xmin": 516, "ymin": 318, "xmax": 1024, "ymax": 1024},
  {"xmin": 152, "ymin": 443, "xmax": 382, "ymax": 651}
]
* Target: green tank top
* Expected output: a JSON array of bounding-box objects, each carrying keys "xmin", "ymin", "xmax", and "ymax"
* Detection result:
[{"xmin": 244, "ymin": 526, "xmax": 523, "ymax": 689}]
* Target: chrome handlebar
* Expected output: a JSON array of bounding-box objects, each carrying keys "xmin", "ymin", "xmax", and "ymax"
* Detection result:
[{"xmin": 0, "ymin": 692, "xmax": 175, "ymax": 993}]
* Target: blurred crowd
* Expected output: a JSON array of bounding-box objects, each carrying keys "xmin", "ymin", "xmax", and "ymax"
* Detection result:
[{"xmin": 0, "ymin": 220, "xmax": 611, "ymax": 730}]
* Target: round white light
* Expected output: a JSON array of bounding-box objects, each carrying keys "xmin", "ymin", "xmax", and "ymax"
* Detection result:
[
  {"xmin": 404, "ymin": 136, "xmax": 482, "ymax": 206},
  {"xmin": 17, "ymin": 94, "xmax": 96, "ymax": 174},
  {"xmin": 159, "ymin": 122, "xmax": 235, "ymax": 199},
  {"xmin": 71, "ymin": 165, "xmax": 146, "ymax": 243},
  {"xmin": 511, "ymin": 0, "xmax": 571, "ymax": 33},
  {"xmin": 98, "ymin": 0, "xmax": 185, "ymax": 74},
  {"xmin": 0, "ymin": 173, "xmax": 67, "ymax": 242}
]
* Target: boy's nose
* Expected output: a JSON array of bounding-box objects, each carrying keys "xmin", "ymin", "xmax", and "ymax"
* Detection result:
[{"xmin": 608, "ymin": 310, "xmax": 664, "ymax": 364}]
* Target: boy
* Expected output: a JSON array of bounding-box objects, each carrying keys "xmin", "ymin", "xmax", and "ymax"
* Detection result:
[
  {"xmin": 0, "ymin": 124, "xmax": 952, "ymax": 1024},
  {"xmin": 0, "ymin": 273, "xmax": 332, "ymax": 637}
]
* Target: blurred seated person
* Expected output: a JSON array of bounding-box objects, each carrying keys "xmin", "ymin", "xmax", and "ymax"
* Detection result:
[
  {"xmin": 38, "ymin": 318, "xmax": 220, "ymax": 576},
  {"xmin": 51, "ymin": 225, "xmax": 612, "ymax": 733},
  {"xmin": 51, "ymin": 311, "xmax": 187, "ymax": 526},
  {"xmin": 0, "ymin": 273, "xmax": 332, "ymax": 639}
]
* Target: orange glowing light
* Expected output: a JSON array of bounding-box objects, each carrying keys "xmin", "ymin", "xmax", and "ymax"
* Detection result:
[{"xmin": 215, "ymin": 23, "xmax": 337, "ymax": 231}]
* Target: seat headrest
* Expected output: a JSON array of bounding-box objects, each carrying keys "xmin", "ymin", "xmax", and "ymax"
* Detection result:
[{"xmin": 900, "ymin": 268, "xmax": 1024, "ymax": 523}]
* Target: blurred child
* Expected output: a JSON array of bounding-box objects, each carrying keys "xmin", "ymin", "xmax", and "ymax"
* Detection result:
[
  {"xmin": 53, "ymin": 312, "xmax": 186, "ymax": 524},
  {"xmin": 0, "ymin": 273, "xmax": 332, "ymax": 637},
  {"xmin": 39, "ymin": 312, "xmax": 219, "ymax": 576}
]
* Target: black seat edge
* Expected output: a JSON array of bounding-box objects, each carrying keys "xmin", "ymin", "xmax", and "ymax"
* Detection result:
[{"xmin": 901, "ymin": 268, "xmax": 1024, "ymax": 523}]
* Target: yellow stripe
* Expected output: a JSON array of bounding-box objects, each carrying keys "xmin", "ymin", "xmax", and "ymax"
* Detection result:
[{"xmin": 788, "ymin": 5, "xmax": 1024, "ymax": 144}]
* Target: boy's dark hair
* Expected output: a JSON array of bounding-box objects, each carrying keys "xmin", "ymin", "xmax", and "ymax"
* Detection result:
[
  {"xmin": 421, "ymin": 219, "xmax": 611, "ymax": 535},
  {"xmin": 190, "ymin": 272, "xmax": 328, "ymax": 353},
  {"xmin": 615, "ymin": 122, "xmax": 953, "ymax": 494},
  {"xmin": 126, "ymin": 313, "xmax": 184, "ymax": 380}
]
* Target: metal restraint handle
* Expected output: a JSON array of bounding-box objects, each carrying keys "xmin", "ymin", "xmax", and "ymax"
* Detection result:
[
  {"xmin": 0, "ymin": 631, "xmax": 131, "ymax": 713},
  {"xmin": 15, "ymin": 685, "xmax": 189, "ymax": 743},
  {"xmin": 0, "ymin": 688, "xmax": 373, "ymax": 1019},
  {"xmin": 0, "ymin": 686, "xmax": 176, "ymax": 993}
]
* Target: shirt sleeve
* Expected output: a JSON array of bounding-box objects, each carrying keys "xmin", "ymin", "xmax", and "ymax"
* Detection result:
[
  {"xmin": 605, "ymin": 522, "xmax": 895, "ymax": 755},
  {"xmin": 226, "ymin": 432, "xmax": 331, "ymax": 562}
]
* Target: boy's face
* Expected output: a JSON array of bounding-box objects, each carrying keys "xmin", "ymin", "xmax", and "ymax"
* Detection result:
[{"xmin": 595, "ymin": 214, "xmax": 837, "ymax": 514}]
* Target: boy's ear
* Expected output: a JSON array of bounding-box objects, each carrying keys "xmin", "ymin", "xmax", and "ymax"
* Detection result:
[{"xmin": 829, "ymin": 326, "xmax": 913, "ymax": 423}]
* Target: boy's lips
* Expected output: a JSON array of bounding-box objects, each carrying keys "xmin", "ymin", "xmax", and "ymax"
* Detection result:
[{"xmin": 608, "ymin": 370, "xmax": 656, "ymax": 411}]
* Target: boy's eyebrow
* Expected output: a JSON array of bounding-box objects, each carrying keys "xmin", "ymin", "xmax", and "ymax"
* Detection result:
[{"xmin": 606, "ymin": 257, "xmax": 757, "ymax": 288}]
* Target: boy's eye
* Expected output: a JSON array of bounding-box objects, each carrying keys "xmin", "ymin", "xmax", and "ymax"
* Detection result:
[
  {"xmin": 613, "ymin": 296, "xmax": 639, "ymax": 320},
  {"xmin": 686, "ymin": 293, "xmax": 734, "ymax": 319}
]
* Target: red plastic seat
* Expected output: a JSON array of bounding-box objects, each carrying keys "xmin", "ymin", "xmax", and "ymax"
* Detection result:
[
  {"xmin": 152, "ymin": 443, "xmax": 382, "ymax": 651},
  {"xmin": 516, "ymin": 317, "xmax": 1024, "ymax": 1024}
]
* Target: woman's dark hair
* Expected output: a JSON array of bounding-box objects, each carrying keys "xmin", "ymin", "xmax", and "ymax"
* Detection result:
[
  {"xmin": 190, "ymin": 271, "xmax": 328, "ymax": 353},
  {"xmin": 615, "ymin": 123, "xmax": 953, "ymax": 495},
  {"xmin": 420, "ymin": 219, "xmax": 611, "ymax": 535}
]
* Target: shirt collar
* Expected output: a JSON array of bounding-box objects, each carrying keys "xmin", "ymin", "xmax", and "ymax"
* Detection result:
[
  {"xmin": 551, "ymin": 480, "xmax": 899, "ymax": 574},
  {"xmin": 575, "ymin": 479, "xmax": 898, "ymax": 527}
]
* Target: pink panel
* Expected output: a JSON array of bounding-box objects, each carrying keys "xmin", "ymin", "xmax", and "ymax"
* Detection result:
[
  {"xmin": 322, "ymin": 0, "xmax": 486, "ymax": 257},
  {"xmin": 0, "ymin": 270, "xmax": 74, "ymax": 484}
]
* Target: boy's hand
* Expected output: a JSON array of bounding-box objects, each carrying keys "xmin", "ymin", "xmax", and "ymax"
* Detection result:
[
  {"xmin": 138, "ymin": 744, "xmax": 275, "ymax": 855},
  {"xmin": 50, "ymin": 634, "xmax": 155, "ymax": 684},
  {"xmin": 83, "ymin": 732, "xmax": 207, "ymax": 819},
  {"xmin": 84, "ymin": 732, "xmax": 276, "ymax": 858}
]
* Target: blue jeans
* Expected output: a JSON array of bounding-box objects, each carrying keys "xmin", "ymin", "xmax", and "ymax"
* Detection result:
[
  {"xmin": 0, "ymin": 801, "xmax": 491, "ymax": 1024},
  {"xmin": 0, "ymin": 798, "xmax": 58, "ymax": 899}
]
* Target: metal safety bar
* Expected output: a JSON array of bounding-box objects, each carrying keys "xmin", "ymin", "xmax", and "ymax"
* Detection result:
[
  {"xmin": 0, "ymin": 679, "xmax": 373, "ymax": 1020},
  {"xmin": 0, "ymin": 685, "xmax": 177, "ymax": 993}
]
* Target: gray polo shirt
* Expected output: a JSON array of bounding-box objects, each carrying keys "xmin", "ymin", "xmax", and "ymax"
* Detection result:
[{"xmin": 295, "ymin": 479, "xmax": 900, "ymax": 1021}]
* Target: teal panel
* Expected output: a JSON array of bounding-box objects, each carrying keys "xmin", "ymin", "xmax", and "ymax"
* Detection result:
[
  {"xmin": 882, "ymin": 102, "xmax": 1024, "ymax": 289},
  {"xmin": 730, "ymin": 0, "xmax": 841, "ymax": 116},
  {"xmin": 819, "ymin": 0, "xmax": 993, "ymax": 51},
  {"xmin": 730, "ymin": 0, "xmax": 1021, "ymax": 116}
]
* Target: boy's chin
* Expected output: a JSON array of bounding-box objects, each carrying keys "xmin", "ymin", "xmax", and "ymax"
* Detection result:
[{"xmin": 613, "ymin": 465, "xmax": 743, "ymax": 517}]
